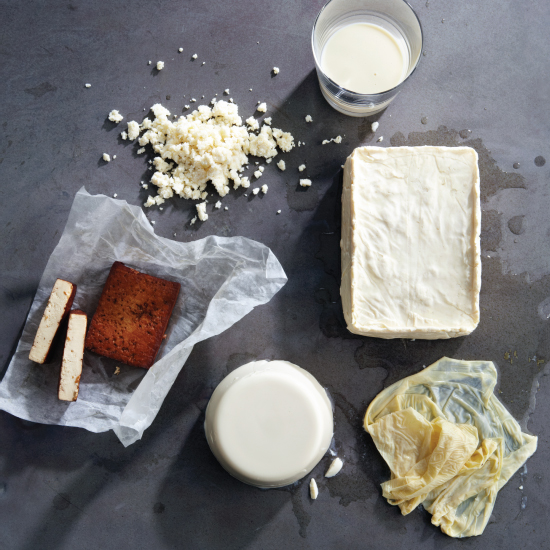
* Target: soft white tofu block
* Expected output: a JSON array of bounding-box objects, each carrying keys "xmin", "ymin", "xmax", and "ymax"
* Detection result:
[
  {"xmin": 29, "ymin": 279, "xmax": 76, "ymax": 363},
  {"xmin": 340, "ymin": 146, "xmax": 481, "ymax": 339},
  {"xmin": 58, "ymin": 310, "xmax": 87, "ymax": 402}
]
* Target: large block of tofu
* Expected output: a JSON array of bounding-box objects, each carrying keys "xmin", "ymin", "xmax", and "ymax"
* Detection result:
[
  {"xmin": 58, "ymin": 310, "xmax": 87, "ymax": 402},
  {"xmin": 29, "ymin": 279, "xmax": 77, "ymax": 363},
  {"xmin": 341, "ymin": 146, "xmax": 481, "ymax": 339}
]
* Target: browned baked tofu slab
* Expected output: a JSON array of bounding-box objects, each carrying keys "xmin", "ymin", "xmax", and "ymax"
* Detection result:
[{"xmin": 85, "ymin": 262, "xmax": 180, "ymax": 369}]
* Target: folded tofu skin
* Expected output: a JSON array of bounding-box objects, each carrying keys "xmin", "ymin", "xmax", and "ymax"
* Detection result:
[
  {"xmin": 341, "ymin": 146, "xmax": 481, "ymax": 339},
  {"xmin": 364, "ymin": 358, "xmax": 538, "ymax": 538}
]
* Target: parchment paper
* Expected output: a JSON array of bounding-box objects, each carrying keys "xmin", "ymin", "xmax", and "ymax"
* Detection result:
[{"xmin": 0, "ymin": 188, "xmax": 287, "ymax": 446}]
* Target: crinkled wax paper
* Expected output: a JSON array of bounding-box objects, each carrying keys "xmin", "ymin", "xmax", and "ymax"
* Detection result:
[{"xmin": 0, "ymin": 188, "xmax": 287, "ymax": 446}]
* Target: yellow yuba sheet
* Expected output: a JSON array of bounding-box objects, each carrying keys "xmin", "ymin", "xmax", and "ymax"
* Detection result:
[{"xmin": 364, "ymin": 357, "xmax": 537, "ymax": 538}]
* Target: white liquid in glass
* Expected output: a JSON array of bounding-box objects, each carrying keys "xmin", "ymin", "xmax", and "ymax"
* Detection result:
[{"xmin": 321, "ymin": 22, "xmax": 407, "ymax": 94}]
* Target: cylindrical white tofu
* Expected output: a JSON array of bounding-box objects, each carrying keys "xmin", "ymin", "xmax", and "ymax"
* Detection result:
[{"xmin": 204, "ymin": 360, "xmax": 333, "ymax": 488}]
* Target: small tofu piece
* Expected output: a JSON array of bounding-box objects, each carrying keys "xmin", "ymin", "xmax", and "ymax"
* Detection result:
[
  {"xmin": 310, "ymin": 478, "xmax": 319, "ymax": 499},
  {"xmin": 325, "ymin": 457, "xmax": 343, "ymax": 478},
  {"xmin": 58, "ymin": 310, "xmax": 88, "ymax": 402},
  {"xmin": 29, "ymin": 279, "xmax": 77, "ymax": 364}
]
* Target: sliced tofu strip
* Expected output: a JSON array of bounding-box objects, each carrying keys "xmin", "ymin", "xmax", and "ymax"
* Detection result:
[
  {"xmin": 29, "ymin": 279, "xmax": 76, "ymax": 364},
  {"xmin": 58, "ymin": 310, "xmax": 87, "ymax": 402}
]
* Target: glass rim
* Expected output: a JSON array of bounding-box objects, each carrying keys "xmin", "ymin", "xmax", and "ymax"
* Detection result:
[{"xmin": 311, "ymin": 0, "xmax": 424, "ymax": 99}]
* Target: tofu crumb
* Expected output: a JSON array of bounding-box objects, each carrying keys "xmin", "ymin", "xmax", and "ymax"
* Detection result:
[
  {"xmin": 144, "ymin": 196, "xmax": 155, "ymax": 207},
  {"xmin": 277, "ymin": 160, "xmax": 286, "ymax": 171},
  {"xmin": 137, "ymin": 147, "xmax": 146, "ymax": 154},
  {"xmin": 371, "ymin": 121, "xmax": 379, "ymax": 132},
  {"xmin": 266, "ymin": 158, "xmax": 272, "ymax": 163},
  {"xmin": 121, "ymin": 131, "xmax": 128, "ymax": 140},
  {"xmin": 254, "ymin": 170, "xmax": 263, "ymax": 179},
  {"xmin": 277, "ymin": 209, "xmax": 281, "ymax": 214},
  {"xmin": 192, "ymin": 54, "xmax": 198, "ymax": 59},
  {"xmin": 322, "ymin": 135, "xmax": 342, "ymax": 145},
  {"xmin": 305, "ymin": 115, "xmax": 313, "ymax": 122},
  {"xmin": 325, "ymin": 457, "xmax": 343, "ymax": 478},
  {"xmin": 190, "ymin": 98, "xmax": 196, "ymax": 102},
  {"xmin": 85, "ymin": 83, "xmax": 91, "ymax": 88},
  {"xmin": 113, "ymin": 155, "xmax": 117, "ymax": 159},
  {"xmin": 249, "ymin": 88, "xmax": 253, "ymax": 91},
  {"xmin": 377, "ymin": 136, "xmax": 384, "ymax": 142},
  {"xmin": 190, "ymin": 216, "xmax": 197, "ymax": 225},
  {"xmin": 310, "ymin": 478, "xmax": 318, "ymax": 500},
  {"xmin": 215, "ymin": 201, "xmax": 222, "ymax": 209},
  {"xmin": 252, "ymin": 188, "xmax": 260, "ymax": 195},
  {"xmin": 178, "ymin": 48, "xmax": 183, "ymax": 52},
  {"xmin": 224, "ymin": 89, "xmax": 230, "ymax": 94},
  {"xmin": 224, "ymin": 206, "xmax": 228, "ymax": 210},
  {"xmin": 257, "ymin": 102, "xmax": 267, "ymax": 113},
  {"xmin": 196, "ymin": 202, "xmax": 208, "ymax": 221},
  {"xmin": 258, "ymin": 166, "xmax": 264, "ymax": 172},
  {"xmin": 261, "ymin": 184, "xmax": 268, "ymax": 194},
  {"xmin": 142, "ymin": 183, "xmax": 148, "ymax": 189},
  {"xmin": 113, "ymin": 193, "xmax": 118, "ymax": 198},
  {"xmin": 151, "ymin": 220, "xmax": 156, "ymax": 224},
  {"xmin": 246, "ymin": 116, "xmax": 259, "ymax": 131},
  {"xmin": 264, "ymin": 117, "xmax": 272, "ymax": 125},
  {"xmin": 201, "ymin": 62, "xmax": 205, "ymax": 66},
  {"xmin": 156, "ymin": 61, "xmax": 164, "ymax": 70},
  {"xmin": 103, "ymin": 153, "xmax": 111, "ymax": 162},
  {"xmin": 184, "ymin": 104, "xmax": 190, "ymax": 109},
  {"xmin": 127, "ymin": 120, "xmax": 140, "ymax": 140},
  {"xmin": 114, "ymin": 366, "xmax": 121, "ymax": 375},
  {"xmin": 148, "ymin": 60, "xmax": 152, "ymax": 65},
  {"xmin": 272, "ymin": 67, "xmax": 279, "ymax": 75},
  {"xmin": 300, "ymin": 178, "xmax": 312, "ymax": 187},
  {"xmin": 108, "ymin": 110, "xmax": 124, "ymax": 123},
  {"xmin": 298, "ymin": 164, "xmax": 306, "ymax": 172}
]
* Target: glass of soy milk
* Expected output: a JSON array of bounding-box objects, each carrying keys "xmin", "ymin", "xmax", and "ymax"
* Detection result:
[{"xmin": 312, "ymin": 0, "xmax": 423, "ymax": 116}]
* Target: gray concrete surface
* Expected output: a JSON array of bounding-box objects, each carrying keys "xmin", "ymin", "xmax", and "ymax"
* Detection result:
[{"xmin": 1, "ymin": 0, "xmax": 549, "ymax": 548}]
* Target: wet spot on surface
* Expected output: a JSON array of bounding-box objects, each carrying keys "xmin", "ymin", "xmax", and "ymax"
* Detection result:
[
  {"xmin": 153, "ymin": 502, "xmax": 165, "ymax": 514},
  {"xmin": 52, "ymin": 493, "xmax": 71, "ymax": 510},
  {"xmin": 459, "ymin": 129, "xmax": 472, "ymax": 139},
  {"xmin": 24, "ymin": 82, "xmax": 57, "ymax": 98},
  {"xmin": 513, "ymin": 162, "xmax": 520, "ymax": 169},
  {"xmin": 286, "ymin": 182, "xmax": 319, "ymax": 211},
  {"xmin": 420, "ymin": 117, "xmax": 428, "ymax": 125},
  {"xmin": 534, "ymin": 156, "xmax": 546, "ymax": 167},
  {"xmin": 508, "ymin": 215, "xmax": 525, "ymax": 235}
]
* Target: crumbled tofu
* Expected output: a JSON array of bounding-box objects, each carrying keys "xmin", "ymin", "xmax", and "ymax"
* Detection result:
[
  {"xmin": 325, "ymin": 458, "xmax": 343, "ymax": 478},
  {"xmin": 156, "ymin": 61, "xmax": 164, "ymax": 70},
  {"xmin": 246, "ymin": 116, "xmax": 260, "ymax": 131},
  {"xmin": 184, "ymin": 104, "xmax": 190, "ymax": 109},
  {"xmin": 305, "ymin": 114, "xmax": 313, "ymax": 122},
  {"xmin": 310, "ymin": 478, "xmax": 319, "ymax": 500},
  {"xmin": 322, "ymin": 135, "xmax": 342, "ymax": 145},
  {"xmin": 190, "ymin": 98, "xmax": 196, "ymax": 102},
  {"xmin": 151, "ymin": 220, "xmax": 156, "ymax": 224},
  {"xmin": 261, "ymin": 184, "xmax": 268, "ymax": 194},
  {"xmin": 121, "ymin": 100, "xmax": 293, "ymax": 205},
  {"xmin": 253, "ymin": 188, "xmax": 260, "ymax": 195},
  {"xmin": 127, "ymin": 120, "xmax": 140, "ymax": 140},
  {"xmin": 377, "ymin": 136, "xmax": 384, "ymax": 142},
  {"xmin": 103, "ymin": 153, "xmax": 111, "ymax": 162},
  {"xmin": 113, "ymin": 155, "xmax": 117, "ymax": 159},
  {"xmin": 85, "ymin": 83, "xmax": 91, "ymax": 88},
  {"xmin": 192, "ymin": 54, "xmax": 197, "ymax": 59},
  {"xmin": 371, "ymin": 121, "xmax": 379, "ymax": 132},
  {"xmin": 108, "ymin": 110, "xmax": 124, "ymax": 124},
  {"xmin": 272, "ymin": 67, "xmax": 279, "ymax": 74},
  {"xmin": 121, "ymin": 131, "xmax": 128, "ymax": 140},
  {"xmin": 202, "ymin": 62, "xmax": 205, "ymax": 66},
  {"xmin": 144, "ymin": 196, "xmax": 156, "ymax": 207},
  {"xmin": 264, "ymin": 117, "xmax": 272, "ymax": 125},
  {"xmin": 298, "ymin": 164, "xmax": 306, "ymax": 172},
  {"xmin": 277, "ymin": 160, "xmax": 286, "ymax": 171},
  {"xmin": 224, "ymin": 89, "xmax": 230, "ymax": 94},
  {"xmin": 137, "ymin": 147, "xmax": 146, "ymax": 154},
  {"xmin": 215, "ymin": 201, "xmax": 222, "ymax": 209},
  {"xmin": 148, "ymin": 60, "xmax": 152, "ymax": 65},
  {"xmin": 178, "ymin": 48, "xmax": 183, "ymax": 52},
  {"xmin": 114, "ymin": 366, "xmax": 121, "ymax": 375},
  {"xmin": 196, "ymin": 202, "xmax": 208, "ymax": 221},
  {"xmin": 300, "ymin": 179, "xmax": 312, "ymax": 187},
  {"xmin": 266, "ymin": 158, "xmax": 272, "ymax": 163},
  {"xmin": 229, "ymin": 98, "xmax": 233, "ymax": 103},
  {"xmin": 277, "ymin": 209, "xmax": 281, "ymax": 214},
  {"xmin": 190, "ymin": 216, "xmax": 197, "ymax": 225},
  {"xmin": 142, "ymin": 183, "xmax": 148, "ymax": 189},
  {"xmin": 224, "ymin": 206, "xmax": 228, "ymax": 210},
  {"xmin": 257, "ymin": 102, "xmax": 267, "ymax": 113}
]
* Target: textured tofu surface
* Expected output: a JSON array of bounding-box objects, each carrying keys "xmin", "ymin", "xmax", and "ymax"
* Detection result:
[
  {"xmin": 58, "ymin": 310, "xmax": 87, "ymax": 402},
  {"xmin": 340, "ymin": 146, "xmax": 481, "ymax": 339},
  {"xmin": 29, "ymin": 279, "xmax": 76, "ymax": 363},
  {"xmin": 84, "ymin": 262, "xmax": 180, "ymax": 368}
]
